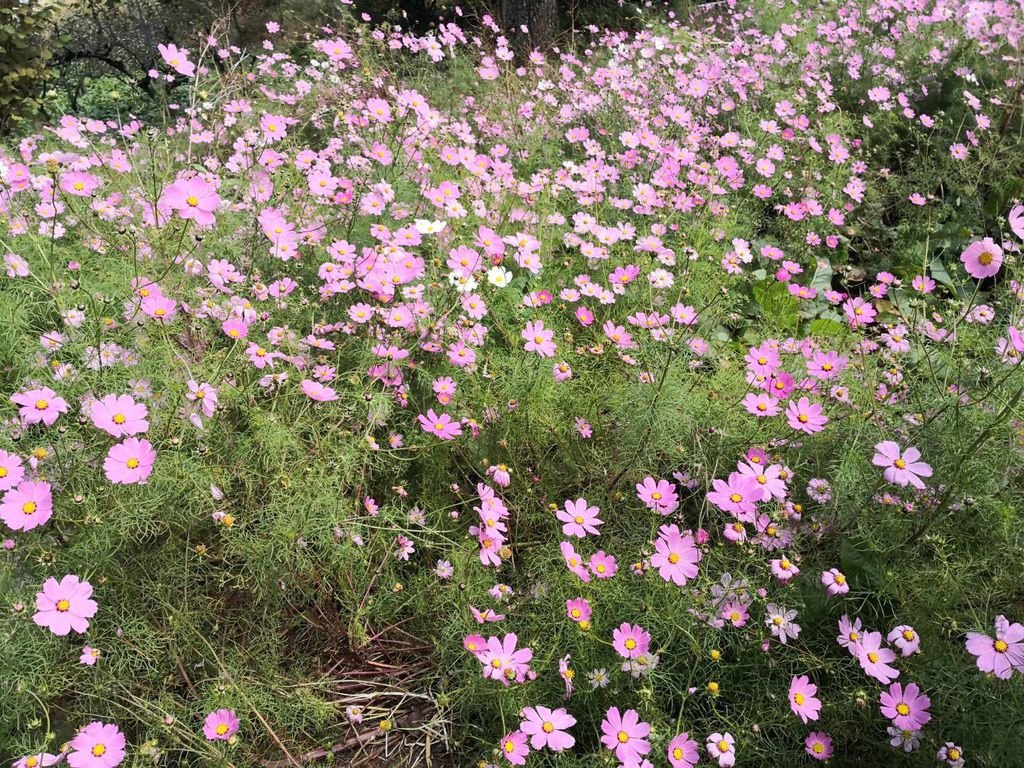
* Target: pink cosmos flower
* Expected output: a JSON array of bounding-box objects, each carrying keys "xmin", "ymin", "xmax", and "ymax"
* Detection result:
[
  {"xmin": 667, "ymin": 732, "xmax": 700, "ymax": 768},
  {"xmin": 880, "ymin": 682, "xmax": 932, "ymax": 730},
  {"xmin": 68, "ymin": 721, "xmax": 125, "ymax": 768},
  {"xmin": 89, "ymin": 394, "xmax": 149, "ymax": 437},
  {"xmin": 557, "ymin": 498, "xmax": 603, "ymax": 537},
  {"xmin": 522, "ymin": 320, "xmax": 556, "ymax": 357},
  {"xmin": 519, "ymin": 705, "xmax": 576, "ymax": 751},
  {"xmin": 1009, "ymin": 204, "xmax": 1024, "ymax": 240},
  {"xmin": 0, "ymin": 449, "xmax": 25, "ymax": 491},
  {"xmin": 1, "ymin": 480, "xmax": 53, "ymax": 531},
  {"xmin": 158, "ymin": 43, "xmax": 196, "ymax": 77},
  {"xmin": 103, "ymin": 437, "xmax": 156, "ymax": 484},
  {"xmin": 588, "ymin": 550, "xmax": 617, "ymax": 578},
  {"xmin": 789, "ymin": 675, "xmax": 822, "ymax": 723},
  {"xmin": 161, "ymin": 178, "xmax": 220, "ymax": 226},
  {"xmin": 11, "ymin": 387, "xmax": 69, "ymax": 426},
  {"xmin": 888, "ymin": 625, "xmax": 921, "ymax": 657},
  {"xmin": 417, "ymin": 409, "xmax": 462, "ymax": 440},
  {"xmin": 33, "ymin": 575, "xmax": 98, "ymax": 635},
  {"xmin": 965, "ymin": 615, "xmax": 1024, "ymax": 679},
  {"xmin": 565, "ymin": 597, "xmax": 591, "ymax": 624},
  {"xmin": 872, "ymin": 442, "xmax": 932, "ymax": 489},
  {"xmin": 650, "ymin": 524, "xmax": 701, "ymax": 585},
  {"xmin": 786, "ymin": 397, "xmax": 828, "ymax": 434},
  {"xmin": 857, "ymin": 631, "xmax": 900, "ymax": 684},
  {"xmin": 707, "ymin": 472, "xmax": 761, "ymax": 521},
  {"xmin": 500, "ymin": 730, "xmax": 529, "ymax": 765},
  {"xmin": 635, "ymin": 476, "xmax": 679, "ymax": 514},
  {"xmin": 805, "ymin": 732, "xmax": 833, "ymax": 761},
  {"xmin": 613, "ymin": 622, "xmax": 651, "ymax": 659},
  {"xmin": 300, "ymin": 379, "xmax": 339, "ymax": 402},
  {"xmin": 960, "ymin": 237, "xmax": 1003, "ymax": 279},
  {"xmin": 203, "ymin": 708, "xmax": 240, "ymax": 740},
  {"xmin": 706, "ymin": 732, "xmax": 736, "ymax": 767},
  {"xmin": 560, "ymin": 541, "xmax": 591, "ymax": 582},
  {"xmin": 821, "ymin": 568, "xmax": 849, "ymax": 596},
  {"xmin": 600, "ymin": 707, "xmax": 651, "ymax": 766},
  {"xmin": 13, "ymin": 753, "xmax": 59, "ymax": 768}
]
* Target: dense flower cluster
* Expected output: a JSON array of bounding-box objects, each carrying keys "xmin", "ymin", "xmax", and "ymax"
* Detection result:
[{"xmin": 2, "ymin": 0, "xmax": 1024, "ymax": 765}]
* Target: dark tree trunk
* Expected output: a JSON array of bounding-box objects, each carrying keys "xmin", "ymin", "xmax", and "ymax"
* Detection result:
[{"xmin": 500, "ymin": 0, "xmax": 558, "ymax": 53}]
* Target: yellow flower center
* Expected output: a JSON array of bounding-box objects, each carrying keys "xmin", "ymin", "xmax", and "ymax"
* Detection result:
[{"xmin": 56, "ymin": 599, "xmax": 71, "ymax": 612}]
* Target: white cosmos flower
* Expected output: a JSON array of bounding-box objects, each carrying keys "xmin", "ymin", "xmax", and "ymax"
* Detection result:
[{"xmin": 487, "ymin": 266, "xmax": 513, "ymax": 287}]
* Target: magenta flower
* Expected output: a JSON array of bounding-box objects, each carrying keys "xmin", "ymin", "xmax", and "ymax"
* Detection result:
[
  {"xmin": 203, "ymin": 708, "xmax": 240, "ymax": 741},
  {"xmin": 965, "ymin": 615, "xmax": 1024, "ymax": 679},
  {"xmin": 872, "ymin": 442, "xmax": 932, "ymax": 489},
  {"xmin": 11, "ymin": 386, "xmax": 69, "ymax": 426},
  {"xmin": 103, "ymin": 437, "xmax": 156, "ymax": 484},
  {"xmin": 565, "ymin": 597, "xmax": 591, "ymax": 624},
  {"xmin": 888, "ymin": 625, "xmax": 921, "ymax": 657},
  {"xmin": 519, "ymin": 705, "xmax": 576, "ymax": 751},
  {"xmin": 158, "ymin": 42, "xmax": 195, "ymax": 77},
  {"xmin": 805, "ymin": 732, "xmax": 833, "ymax": 761},
  {"xmin": 667, "ymin": 732, "xmax": 700, "ymax": 768},
  {"xmin": 161, "ymin": 177, "xmax": 220, "ymax": 226},
  {"xmin": 706, "ymin": 732, "xmax": 736, "ymax": 767},
  {"xmin": 880, "ymin": 682, "xmax": 932, "ymax": 730},
  {"xmin": 522, "ymin": 320, "xmax": 556, "ymax": 357},
  {"xmin": 821, "ymin": 568, "xmax": 849, "ymax": 596},
  {"xmin": 300, "ymin": 379, "xmax": 339, "ymax": 402},
  {"xmin": 67, "ymin": 721, "xmax": 125, "ymax": 768},
  {"xmin": 650, "ymin": 524, "xmax": 701, "ymax": 586},
  {"xmin": 786, "ymin": 397, "xmax": 828, "ymax": 434},
  {"xmin": 588, "ymin": 550, "xmax": 617, "ymax": 578},
  {"xmin": 857, "ymin": 631, "xmax": 900, "ymax": 684},
  {"xmin": 33, "ymin": 575, "xmax": 98, "ymax": 636},
  {"xmin": 613, "ymin": 622, "xmax": 651, "ymax": 659},
  {"xmin": 499, "ymin": 730, "xmax": 529, "ymax": 765},
  {"xmin": 560, "ymin": 541, "xmax": 591, "ymax": 582},
  {"xmin": 599, "ymin": 707, "xmax": 651, "ymax": 766},
  {"xmin": 89, "ymin": 394, "xmax": 149, "ymax": 437},
  {"xmin": 960, "ymin": 237, "xmax": 1003, "ymax": 279},
  {"xmin": 1, "ymin": 480, "xmax": 53, "ymax": 531},
  {"xmin": 0, "ymin": 449, "xmax": 26, "ymax": 491},
  {"xmin": 557, "ymin": 498, "xmax": 603, "ymax": 537},
  {"xmin": 707, "ymin": 472, "xmax": 761, "ymax": 520},
  {"xmin": 635, "ymin": 476, "xmax": 679, "ymax": 514},
  {"xmin": 417, "ymin": 409, "xmax": 462, "ymax": 440},
  {"xmin": 788, "ymin": 675, "xmax": 822, "ymax": 723}
]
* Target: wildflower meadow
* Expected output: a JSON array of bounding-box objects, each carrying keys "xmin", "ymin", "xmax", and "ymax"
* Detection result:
[{"xmin": 2, "ymin": 0, "xmax": 1024, "ymax": 766}]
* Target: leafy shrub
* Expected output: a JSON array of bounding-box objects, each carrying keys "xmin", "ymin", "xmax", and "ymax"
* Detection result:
[{"xmin": 2, "ymin": 1, "xmax": 1024, "ymax": 767}]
